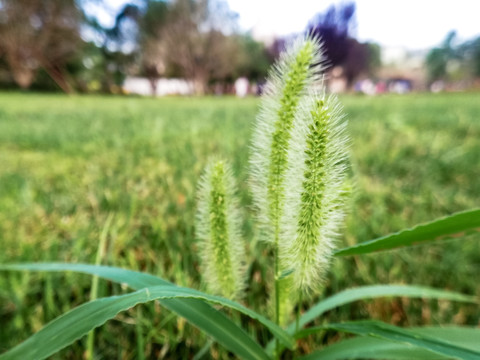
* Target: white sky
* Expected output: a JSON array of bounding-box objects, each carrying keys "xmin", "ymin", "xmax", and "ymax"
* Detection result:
[
  {"xmin": 227, "ymin": 0, "xmax": 480, "ymax": 49},
  {"xmin": 92, "ymin": 0, "xmax": 480, "ymax": 50}
]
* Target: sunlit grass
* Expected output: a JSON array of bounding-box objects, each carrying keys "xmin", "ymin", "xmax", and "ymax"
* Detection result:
[{"xmin": 0, "ymin": 92, "xmax": 479, "ymax": 358}]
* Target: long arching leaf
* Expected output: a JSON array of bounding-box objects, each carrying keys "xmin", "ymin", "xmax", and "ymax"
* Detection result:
[
  {"xmin": 0, "ymin": 264, "xmax": 293, "ymax": 359},
  {"xmin": 0, "ymin": 263, "xmax": 293, "ymax": 348},
  {"xmin": 334, "ymin": 208, "xmax": 480, "ymax": 256},
  {"xmin": 300, "ymin": 326, "xmax": 480, "ymax": 360},
  {"xmin": 0, "ymin": 285, "xmax": 272, "ymax": 360},
  {"xmin": 296, "ymin": 321, "xmax": 480, "ymax": 360},
  {"xmin": 294, "ymin": 285, "xmax": 477, "ymax": 331},
  {"xmin": 0, "ymin": 263, "xmax": 172, "ymax": 288},
  {"xmin": 302, "ymin": 336, "xmax": 445, "ymax": 360},
  {"xmin": 265, "ymin": 284, "xmax": 477, "ymax": 354}
]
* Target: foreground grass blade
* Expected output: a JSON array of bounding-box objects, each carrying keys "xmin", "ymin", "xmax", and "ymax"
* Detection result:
[
  {"xmin": 265, "ymin": 284, "xmax": 477, "ymax": 355},
  {"xmin": 0, "ymin": 263, "xmax": 173, "ymax": 287},
  {"xmin": 0, "ymin": 264, "xmax": 279, "ymax": 359},
  {"xmin": 0, "ymin": 264, "xmax": 294, "ymax": 351},
  {"xmin": 294, "ymin": 285, "xmax": 477, "ymax": 331},
  {"xmin": 296, "ymin": 321, "xmax": 480, "ymax": 360},
  {"xmin": 334, "ymin": 208, "xmax": 480, "ymax": 256},
  {"xmin": 300, "ymin": 326, "xmax": 480, "ymax": 360},
  {"xmin": 0, "ymin": 285, "xmax": 274, "ymax": 360},
  {"xmin": 302, "ymin": 336, "xmax": 445, "ymax": 360}
]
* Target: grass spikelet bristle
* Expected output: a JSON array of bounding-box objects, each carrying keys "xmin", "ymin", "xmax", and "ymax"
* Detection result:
[
  {"xmin": 281, "ymin": 94, "xmax": 349, "ymax": 295},
  {"xmin": 195, "ymin": 159, "xmax": 246, "ymax": 300},
  {"xmin": 250, "ymin": 37, "xmax": 325, "ymax": 239}
]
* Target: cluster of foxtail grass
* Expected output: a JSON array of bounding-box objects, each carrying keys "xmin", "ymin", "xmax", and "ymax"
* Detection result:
[
  {"xmin": 3, "ymin": 36, "xmax": 480, "ymax": 360},
  {"xmin": 196, "ymin": 36, "xmax": 348, "ymax": 333}
]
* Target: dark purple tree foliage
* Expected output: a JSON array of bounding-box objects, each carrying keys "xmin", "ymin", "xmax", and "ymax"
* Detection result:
[
  {"xmin": 306, "ymin": 2, "xmax": 356, "ymax": 67},
  {"xmin": 305, "ymin": 2, "xmax": 376, "ymax": 86}
]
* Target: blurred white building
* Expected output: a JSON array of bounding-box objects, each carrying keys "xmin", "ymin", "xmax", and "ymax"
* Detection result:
[
  {"xmin": 123, "ymin": 77, "xmax": 194, "ymax": 96},
  {"xmin": 381, "ymin": 46, "xmax": 427, "ymax": 69}
]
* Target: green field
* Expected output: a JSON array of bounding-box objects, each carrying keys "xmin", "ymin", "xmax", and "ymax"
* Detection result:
[{"xmin": 1, "ymin": 92, "xmax": 479, "ymax": 358}]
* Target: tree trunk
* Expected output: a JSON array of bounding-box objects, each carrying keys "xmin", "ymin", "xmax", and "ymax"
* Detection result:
[
  {"xmin": 148, "ymin": 77, "xmax": 158, "ymax": 96},
  {"xmin": 193, "ymin": 72, "xmax": 208, "ymax": 95},
  {"xmin": 11, "ymin": 67, "xmax": 36, "ymax": 89},
  {"xmin": 6, "ymin": 52, "xmax": 36, "ymax": 89},
  {"xmin": 43, "ymin": 63, "xmax": 74, "ymax": 94}
]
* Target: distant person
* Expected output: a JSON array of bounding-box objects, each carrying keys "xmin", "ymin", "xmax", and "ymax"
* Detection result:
[
  {"xmin": 234, "ymin": 77, "xmax": 249, "ymax": 97},
  {"xmin": 256, "ymin": 80, "xmax": 266, "ymax": 96},
  {"xmin": 375, "ymin": 81, "xmax": 387, "ymax": 94}
]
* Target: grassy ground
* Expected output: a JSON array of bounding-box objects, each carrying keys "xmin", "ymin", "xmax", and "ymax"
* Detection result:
[{"xmin": 0, "ymin": 92, "xmax": 479, "ymax": 358}]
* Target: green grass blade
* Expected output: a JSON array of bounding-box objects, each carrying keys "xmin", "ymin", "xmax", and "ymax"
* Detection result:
[
  {"xmin": 265, "ymin": 285, "xmax": 477, "ymax": 355},
  {"xmin": 300, "ymin": 326, "xmax": 480, "ymax": 360},
  {"xmin": 296, "ymin": 321, "xmax": 480, "ymax": 360},
  {"xmin": 149, "ymin": 286, "xmax": 294, "ymax": 350},
  {"xmin": 0, "ymin": 285, "xmax": 272, "ymax": 360},
  {"xmin": 0, "ymin": 263, "xmax": 173, "ymax": 287},
  {"xmin": 415, "ymin": 327, "xmax": 480, "ymax": 349},
  {"xmin": 301, "ymin": 336, "xmax": 445, "ymax": 360},
  {"xmin": 0, "ymin": 263, "xmax": 294, "ymax": 352},
  {"xmin": 334, "ymin": 208, "xmax": 480, "ymax": 256},
  {"xmin": 295, "ymin": 285, "xmax": 477, "ymax": 331},
  {"xmin": 193, "ymin": 340, "xmax": 214, "ymax": 360},
  {"xmin": 0, "ymin": 264, "xmax": 264, "ymax": 358},
  {"xmin": 87, "ymin": 214, "xmax": 113, "ymax": 360}
]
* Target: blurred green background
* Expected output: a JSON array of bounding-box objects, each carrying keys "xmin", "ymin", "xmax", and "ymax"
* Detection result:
[
  {"xmin": 2, "ymin": 0, "xmax": 480, "ymax": 358},
  {"xmin": 0, "ymin": 92, "xmax": 479, "ymax": 358}
]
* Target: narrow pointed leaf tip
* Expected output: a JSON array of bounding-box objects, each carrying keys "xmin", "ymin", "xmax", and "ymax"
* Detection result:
[
  {"xmin": 281, "ymin": 94, "xmax": 349, "ymax": 294},
  {"xmin": 196, "ymin": 159, "xmax": 246, "ymax": 300},
  {"xmin": 334, "ymin": 208, "xmax": 480, "ymax": 256}
]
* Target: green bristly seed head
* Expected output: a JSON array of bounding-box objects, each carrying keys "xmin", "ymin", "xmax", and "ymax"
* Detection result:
[
  {"xmin": 196, "ymin": 160, "xmax": 245, "ymax": 300},
  {"xmin": 250, "ymin": 37, "xmax": 323, "ymax": 241},
  {"xmin": 250, "ymin": 36, "xmax": 327, "ymax": 327},
  {"xmin": 281, "ymin": 94, "xmax": 349, "ymax": 295},
  {"xmin": 293, "ymin": 101, "xmax": 330, "ymax": 290},
  {"xmin": 267, "ymin": 41, "xmax": 315, "ymax": 229}
]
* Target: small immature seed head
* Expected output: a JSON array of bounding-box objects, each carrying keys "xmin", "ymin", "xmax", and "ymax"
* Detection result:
[{"xmin": 195, "ymin": 159, "xmax": 245, "ymax": 300}]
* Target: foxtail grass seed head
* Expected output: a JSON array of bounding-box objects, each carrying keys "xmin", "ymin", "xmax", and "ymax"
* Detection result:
[
  {"xmin": 250, "ymin": 37, "xmax": 324, "ymax": 240},
  {"xmin": 195, "ymin": 160, "xmax": 246, "ymax": 300},
  {"xmin": 250, "ymin": 36, "xmax": 329, "ymax": 325},
  {"xmin": 280, "ymin": 94, "xmax": 349, "ymax": 295}
]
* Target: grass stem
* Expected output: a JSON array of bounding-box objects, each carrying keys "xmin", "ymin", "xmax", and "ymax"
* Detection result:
[
  {"xmin": 296, "ymin": 292, "xmax": 302, "ymax": 334},
  {"xmin": 274, "ymin": 218, "xmax": 280, "ymax": 359},
  {"xmin": 86, "ymin": 213, "xmax": 113, "ymax": 360},
  {"xmin": 136, "ymin": 306, "xmax": 145, "ymax": 360}
]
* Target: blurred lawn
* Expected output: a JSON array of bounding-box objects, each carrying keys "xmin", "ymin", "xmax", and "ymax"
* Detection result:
[{"xmin": 0, "ymin": 92, "xmax": 479, "ymax": 358}]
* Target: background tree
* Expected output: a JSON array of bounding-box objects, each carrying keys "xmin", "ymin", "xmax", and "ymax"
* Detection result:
[
  {"xmin": 307, "ymin": 2, "xmax": 356, "ymax": 67},
  {"xmin": 138, "ymin": 0, "xmax": 170, "ymax": 95},
  {"xmin": 458, "ymin": 35, "xmax": 480, "ymax": 78},
  {"xmin": 468, "ymin": 37, "xmax": 480, "ymax": 77},
  {"xmin": 306, "ymin": 2, "xmax": 376, "ymax": 87},
  {"xmin": 235, "ymin": 34, "xmax": 271, "ymax": 81},
  {"xmin": 81, "ymin": 3, "xmax": 140, "ymax": 93},
  {"xmin": 425, "ymin": 31, "xmax": 457, "ymax": 82},
  {"xmin": 426, "ymin": 48, "xmax": 448, "ymax": 82},
  {"xmin": 159, "ymin": 0, "xmax": 241, "ymax": 94},
  {"xmin": 0, "ymin": 0, "xmax": 83, "ymax": 92},
  {"xmin": 266, "ymin": 37, "xmax": 287, "ymax": 62},
  {"xmin": 366, "ymin": 42, "xmax": 381, "ymax": 75}
]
